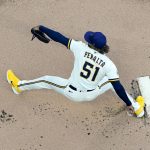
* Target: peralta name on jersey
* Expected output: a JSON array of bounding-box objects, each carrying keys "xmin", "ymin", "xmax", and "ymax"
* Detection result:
[{"xmin": 84, "ymin": 52, "xmax": 105, "ymax": 67}]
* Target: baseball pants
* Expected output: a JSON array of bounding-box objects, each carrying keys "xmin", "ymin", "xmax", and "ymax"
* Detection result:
[{"xmin": 18, "ymin": 76, "xmax": 114, "ymax": 102}]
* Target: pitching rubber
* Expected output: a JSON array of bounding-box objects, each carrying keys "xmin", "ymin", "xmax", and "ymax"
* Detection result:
[{"xmin": 137, "ymin": 76, "xmax": 150, "ymax": 117}]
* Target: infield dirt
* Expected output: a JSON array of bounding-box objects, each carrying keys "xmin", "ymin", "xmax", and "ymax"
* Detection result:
[{"xmin": 0, "ymin": 0, "xmax": 150, "ymax": 150}]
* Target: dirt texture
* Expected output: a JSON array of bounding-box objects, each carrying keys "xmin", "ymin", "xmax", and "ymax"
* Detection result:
[{"xmin": 0, "ymin": 0, "xmax": 150, "ymax": 150}]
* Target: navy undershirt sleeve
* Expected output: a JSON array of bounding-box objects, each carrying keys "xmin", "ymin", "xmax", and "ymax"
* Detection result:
[
  {"xmin": 39, "ymin": 25, "xmax": 69, "ymax": 47},
  {"xmin": 111, "ymin": 80, "xmax": 132, "ymax": 106}
]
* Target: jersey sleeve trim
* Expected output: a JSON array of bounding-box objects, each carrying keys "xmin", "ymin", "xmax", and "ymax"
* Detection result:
[
  {"xmin": 98, "ymin": 78, "xmax": 120, "ymax": 89},
  {"xmin": 68, "ymin": 39, "xmax": 72, "ymax": 49},
  {"xmin": 109, "ymin": 78, "xmax": 119, "ymax": 82}
]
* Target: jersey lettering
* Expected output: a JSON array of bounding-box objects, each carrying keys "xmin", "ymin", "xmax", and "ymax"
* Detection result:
[{"xmin": 84, "ymin": 52, "xmax": 105, "ymax": 67}]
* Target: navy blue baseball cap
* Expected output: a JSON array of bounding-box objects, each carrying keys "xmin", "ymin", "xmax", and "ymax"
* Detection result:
[{"xmin": 84, "ymin": 31, "xmax": 107, "ymax": 49}]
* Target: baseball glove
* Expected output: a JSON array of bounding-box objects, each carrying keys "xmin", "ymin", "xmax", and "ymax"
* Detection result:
[{"xmin": 31, "ymin": 27, "xmax": 50, "ymax": 43}]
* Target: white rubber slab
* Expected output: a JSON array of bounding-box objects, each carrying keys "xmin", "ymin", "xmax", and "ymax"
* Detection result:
[{"xmin": 137, "ymin": 76, "xmax": 150, "ymax": 117}]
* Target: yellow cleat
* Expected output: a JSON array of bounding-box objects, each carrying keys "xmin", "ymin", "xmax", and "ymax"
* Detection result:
[
  {"xmin": 7, "ymin": 70, "xmax": 22, "ymax": 94},
  {"xmin": 135, "ymin": 96, "xmax": 145, "ymax": 117}
]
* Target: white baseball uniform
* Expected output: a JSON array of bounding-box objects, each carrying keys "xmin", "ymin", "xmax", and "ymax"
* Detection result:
[{"xmin": 18, "ymin": 39, "xmax": 120, "ymax": 102}]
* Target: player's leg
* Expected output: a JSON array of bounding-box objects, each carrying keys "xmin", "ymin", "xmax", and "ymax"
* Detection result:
[
  {"xmin": 96, "ymin": 77, "xmax": 138, "ymax": 105},
  {"xmin": 18, "ymin": 75, "xmax": 68, "ymax": 95},
  {"xmin": 96, "ymin": 76, "xmax": 141, "ymax": 114},
  {"xmin": 7, "ymin": 70, "xmax": 68, "ymax": 95}
]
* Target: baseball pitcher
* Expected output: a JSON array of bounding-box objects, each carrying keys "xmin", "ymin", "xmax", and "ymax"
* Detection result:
[{"xmin": 7, "ymin": 25, "xmax": 144, "ymax": 117}]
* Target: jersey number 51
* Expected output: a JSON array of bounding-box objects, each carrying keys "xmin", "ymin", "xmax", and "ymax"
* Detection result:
[{"xmin": 80, "ymin": 61, "xmax": 100, "ymax": 81}]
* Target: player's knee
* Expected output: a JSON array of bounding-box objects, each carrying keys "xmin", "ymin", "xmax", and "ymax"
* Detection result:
[{"xmin": 43, "ymin": 75, "xmax": 50, "ymax": 80}]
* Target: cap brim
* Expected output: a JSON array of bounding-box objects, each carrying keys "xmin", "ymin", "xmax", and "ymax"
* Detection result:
[{"xmin": 84, "ymin": 31, "xmax": 94, "ymax": 44}]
